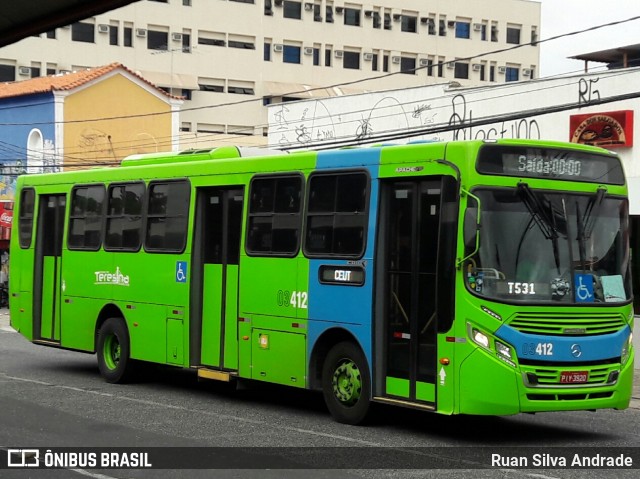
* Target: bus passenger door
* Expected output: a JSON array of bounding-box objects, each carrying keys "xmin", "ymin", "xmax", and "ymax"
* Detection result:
[
  {"xmin": 33, "ymin": 194, "xmax": 66, "ymax": 342},
  {"xmin": 377, "ymin": 179, "xmax": 442, "ymax": 406},
  {"xmin": 191, "ymin": 187, "xmax": 244, "ymax": 371}
]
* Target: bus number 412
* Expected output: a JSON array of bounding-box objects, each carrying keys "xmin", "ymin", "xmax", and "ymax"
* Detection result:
[
  {"xmin": 522, "ymin": 342, "xmax": 554, "ymax": 356},
  {"xmin": 277, "ymin": 290, "xmax": 308, "ymax": 309}
]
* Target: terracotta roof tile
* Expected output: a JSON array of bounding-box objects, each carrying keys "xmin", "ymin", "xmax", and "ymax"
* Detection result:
[{"xmin": 0, "ymin": 62, "xmax": 179, "ymax": 100}]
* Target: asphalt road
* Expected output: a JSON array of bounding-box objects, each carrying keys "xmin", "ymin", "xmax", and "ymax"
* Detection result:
[{"xmin": 1, "ymin": 311, "xmax": 639, "ymax": 479}]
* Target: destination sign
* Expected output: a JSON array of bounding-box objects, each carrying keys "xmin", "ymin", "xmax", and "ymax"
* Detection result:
[
  {"xmin": 476, "ymin": 144, "xmax": 624, "ymax": 185},
  {"xmin": 319, "ymin": 265, "xmax": 365, "ymax": 286}
]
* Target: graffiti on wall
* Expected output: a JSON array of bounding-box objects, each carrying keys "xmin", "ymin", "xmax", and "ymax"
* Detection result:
[
  {"xmin": 268, "ymin": 73, "xmax": 627, "ymax": 150},
  {"xmin": 447, "ymin": 94, "xmax": 541, "ymax": 141}
]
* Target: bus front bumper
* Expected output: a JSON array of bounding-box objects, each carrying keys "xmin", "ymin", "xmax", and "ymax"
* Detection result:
[{"xmin": 458, "ymin": 348, "xmax": 634, "ymax": 415}]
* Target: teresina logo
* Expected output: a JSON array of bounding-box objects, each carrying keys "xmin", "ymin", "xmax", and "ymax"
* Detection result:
[{"xmin": 94, "ymin": 267, "xmax": 130, "ymax": 286}]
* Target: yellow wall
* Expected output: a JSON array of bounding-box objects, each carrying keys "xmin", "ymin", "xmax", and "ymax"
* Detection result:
[{"xmin": 63, "ymin": 73, "xmax": 173, "ymax": 169}]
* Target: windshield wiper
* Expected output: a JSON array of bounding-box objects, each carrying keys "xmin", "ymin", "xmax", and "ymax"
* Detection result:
[
  {"xmin": 576, "ymin": 187, "xmax": 606, "ymax": 270},
  {"xmin": 517, "ymin": 182, "xmax": 562, "ymax": 273}
]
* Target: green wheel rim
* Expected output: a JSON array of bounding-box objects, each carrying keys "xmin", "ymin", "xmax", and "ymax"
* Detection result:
[
  {"xmin": 103, "ymin": 334, "xmax": 121, "ymax": 371},
  {"xmin": 331, "ymin": 359, "xmax": 362, "ymax": 406}
]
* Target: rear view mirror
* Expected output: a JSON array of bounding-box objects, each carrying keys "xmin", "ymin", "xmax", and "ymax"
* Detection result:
[{"xmin": 463, "ymin": 196, "xmax": 479, "ymax": 250}]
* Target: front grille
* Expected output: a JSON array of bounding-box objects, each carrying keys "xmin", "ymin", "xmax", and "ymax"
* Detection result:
[
  {"xmin": 523, "ymin": 365, "xmax": 612, "ymax": 386},
  {"xmin": 509, "ymin": 312, "xmax": 626, "ymax": 336}
]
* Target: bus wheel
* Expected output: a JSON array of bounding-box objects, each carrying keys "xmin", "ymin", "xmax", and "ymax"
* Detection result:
[
  {"xmin": 322, "ymin": 341, "xmax": 371, "ymax": 425},
  {"xmin": 97, "ymin": 318, "xmax": 134, "ymax": 384}
]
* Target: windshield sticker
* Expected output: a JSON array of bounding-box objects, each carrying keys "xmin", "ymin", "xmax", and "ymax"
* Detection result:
[
  {"xmin": 551, "ymin": 278, "xmax": 570, "ymax": 299},
  {"xmin": 601, "ymin": 275, "xmax": 626, "ymax": 302},
  {"xmin": 94, "ymin": 267, "xmax": 130, "ymax": 286},
  {"xmin": 574, "ymin": 274, "xmax": 594, "ymax": 302},
  {"xmin": 468, "ymin": 271, "xmax": 484, "ymax": 292}
]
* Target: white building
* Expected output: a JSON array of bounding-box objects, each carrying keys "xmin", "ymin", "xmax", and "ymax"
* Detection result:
[{"xmin": 0, "ymin": 0, "xmax": 541, "ymax": 150}]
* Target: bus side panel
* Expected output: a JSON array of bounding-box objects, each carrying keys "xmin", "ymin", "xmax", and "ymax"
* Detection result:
[
  {"xmin": 60, "ymin": 250, "xmax": 112, "ymax": 349},
  {"xmin": 458, "ymin": 348, "xmax": 520, "ymax": 415},
  {"xmin": 239, "ymin": 256, "xmax": 299, "ymax": 320},
  {"xmin": 10, "ymin": 190, "xmax": 35, "ymax": 338},
  {"xmin": 60, "ymin": 297, "xmax": 103, "ymax": 351},
  {"xmin": 306, "ymin": 159, "xmax": 379, "ymax": 377},
  {"xmin": 223, "ymin": 264, "xmax": 239, "ymax": 370},
  {"xmin": 201, "ymin": 264, "xmax": 223, "ymax": 367},
  {"xmin": 238, "ymin": 255, "xmax": 304, "ymax": 382},
  {"xmin": 127, "ymin": 303, "xmax": 169, "ymax": 364}
]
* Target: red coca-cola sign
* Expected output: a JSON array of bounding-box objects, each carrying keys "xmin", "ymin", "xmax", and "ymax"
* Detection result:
[{"xmin": 0, "ymin": 203, "xmax": 13, "ymax": 239}]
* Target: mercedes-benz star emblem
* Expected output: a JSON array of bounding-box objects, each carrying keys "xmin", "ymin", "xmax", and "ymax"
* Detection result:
[{"xmin": 571, "ymin": 344, "xmax": 582, "ymax": 358}]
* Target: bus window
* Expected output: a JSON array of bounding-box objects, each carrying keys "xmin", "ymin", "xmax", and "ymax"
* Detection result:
[
  {"xmin": 246, "ymin": 174, "xmax": 303, "ymax": 256},
  {"xmin": 18, "ymin": 188, "xmax": 35, "ymax": 248},
  {"xmin": 144, "ymin": 180, "xmax": 190, "ymax": 253},
  {"xmin": 105, "ymin": 182, "xmax": 145, "ymax": 251},
  {"xmin": 304, "ymin": 171, "xmax": 369, "ymax": 257},
  {"xmin": 68, "ymin": 184, "xmax": 106, "ymax": 250}
]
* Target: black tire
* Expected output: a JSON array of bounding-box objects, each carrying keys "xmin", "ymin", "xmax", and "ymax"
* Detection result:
[
  {"xmin": 97, "ymin": 317, "xmax": 134, "ymax": 383},
  {"xmin": 322, "ymin": 341, "xmax": 371, "ymax": 425}
]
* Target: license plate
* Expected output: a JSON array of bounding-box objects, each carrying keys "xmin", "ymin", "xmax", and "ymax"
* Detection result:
[{"xmin": 560, "ymin": 371, "xmax": 589, "ymax": 384}]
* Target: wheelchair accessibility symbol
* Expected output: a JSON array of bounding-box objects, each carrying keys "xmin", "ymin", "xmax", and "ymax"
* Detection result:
[
  {"xmin": 574, "ymin": 274, "xmax": 594, "ymax": 302},
  {"xmin": 176, "ymin": 261, "xmax": 187, "ymax": 283}
]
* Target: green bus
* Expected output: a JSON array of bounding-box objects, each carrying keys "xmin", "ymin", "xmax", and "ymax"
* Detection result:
[{"xmin": 9, "ymin": 139, "xmax": 634, "ymax": 424}]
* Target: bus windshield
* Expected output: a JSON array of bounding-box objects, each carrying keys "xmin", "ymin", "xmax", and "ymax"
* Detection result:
[{"xmin": 466, "ymin": 187, "xmax": 631, "ymax": 304}]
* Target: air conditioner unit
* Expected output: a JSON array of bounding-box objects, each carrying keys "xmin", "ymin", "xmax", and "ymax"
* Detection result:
[
  {"xmin": 364, "ymin": 10, "xmax": 373, "ymax": 18},
  {"xmin": 391, "ymin": 56, "xmax": 400, "ymax": 64},
  {"xmin": 59, "ymin": 69, "xmax": 72, "ymax": 74},
  {"xmin": 304, "ymin": 47, "xmax": 314, "ymax": 55},
  {"xmin": 335, "ymin": 7, "xmax": 344, "ymax": 14},
  {"xmin": 498, "ymin": 66, "xmax": 506, "ymax": 74},
  {"xmin": 18, "ymin": 66, "xmax": 31, "ymax": 76},
  {"xmin": 522, "ymin": 68, "xmax": 532, "ymax": 76},
  {"xmin": 274, "ymin": 0, "xmax": 283, "ymax": 5},
  {"xmin": 97, "ymin": 24, "xmax": 109, "ymax": 34},
  {"xmin": 393, "ymin": 14, "xmax": 401, "ymax": 21},
  {"xmin": 363, "ymin": 53, "xmax": 373, "ymax": 61},
  {"xmin": 171, "ymin": 32, "xmax": 183, "ymax": 42},
  {"xmin": 135, "ymin": 28, "xmax": 147, "ymax": 38},
  {"xmin": 419, "ymin": 58, "xmax": 430, "ymax": 67},
  {"xmin": 420, "ymin": 17, "xmax": 429, "ymax": 24},
  {"xmin": 472, "ymin": 64, "xmax": 482, "ymax": 71},
  {"xmin": 473, "ymin": 23, "xmax": 483, "ymax": 31},
  {"xmin": 447, "ymin": 62, "xmax": 455, "ymax": 69},
  {"xmin": 273, "ymin": 43, "xmax": 283, "ymax": 52},
  {"xmin": 304, "ymin": 3, "xmax": 313, "ymax": 11},
  {"xmin": 334, "ymin": 50, "xmax": 343, "ymax": 58}
]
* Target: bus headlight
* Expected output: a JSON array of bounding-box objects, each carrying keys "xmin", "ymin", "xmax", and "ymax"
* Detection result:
[
  {"xmin": 495, "ymin": 340, "xmax": 512, "ymax": 360},
  {"xmin": 471, "ymin": 328, "xmax": 490, "ymax": 349},
  {"xmin": 621, "ymin": 333, "xmax": 633, "ymax": 365}
]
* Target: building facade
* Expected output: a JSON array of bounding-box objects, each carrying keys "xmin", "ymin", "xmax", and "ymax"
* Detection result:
[
  {"xmin": 0, "ymin": 63, "xmax": 181, "ymax": 198},
  {"xmin": 0, "ymin": 0, "xmax": 541, "ymax": 150}
]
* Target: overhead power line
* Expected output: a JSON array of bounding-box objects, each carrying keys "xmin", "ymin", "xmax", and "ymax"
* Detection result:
[{"xmin": 0, "ymin": 14, "xmax": 638, "ymax": 128}]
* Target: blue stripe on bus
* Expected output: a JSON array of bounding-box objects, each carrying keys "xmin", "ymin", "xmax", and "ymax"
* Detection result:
[
  {"xmin": 307, "ymin": 151, "xmax": 380, "ymax": 367},
  {"xmin": 496, "ymin": 324, "xmax": 631, "ymax": 362},
  {"xmin": 315, "ymin": 146, "xmax": 383, "ymax": 169}
]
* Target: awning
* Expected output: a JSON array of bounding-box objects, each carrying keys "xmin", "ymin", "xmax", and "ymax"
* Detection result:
[
  {"xmin": 262, "ymin": 81, "xmax": 366, "ymax": 99},
  {"xmin": 139, "ymin": 71, "xmax": 200, "ymax": 90},
  {"xmin": 263, "ymin": 81, "xmax": 310, "ymax": 98}
]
